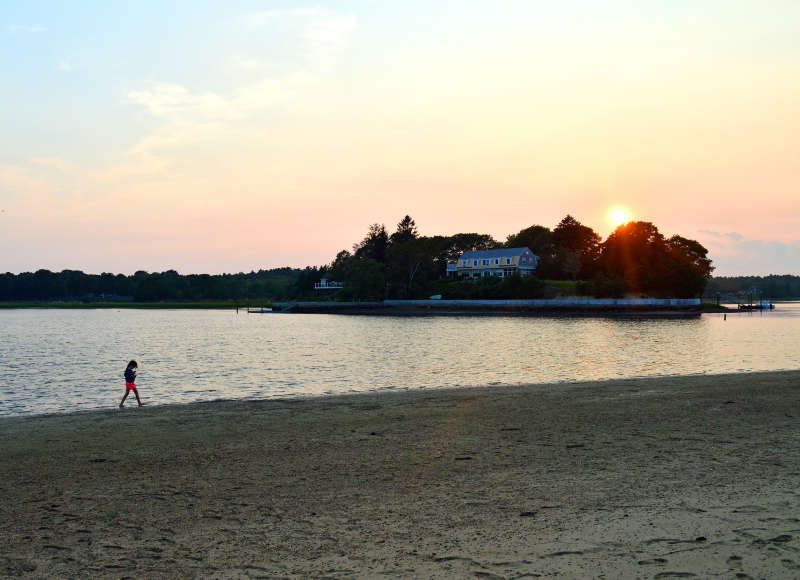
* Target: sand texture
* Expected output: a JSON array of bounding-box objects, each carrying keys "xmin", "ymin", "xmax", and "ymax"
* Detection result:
[{"xmin": 1, "ymin": 371, "xmax": 799, "ymax": 578}]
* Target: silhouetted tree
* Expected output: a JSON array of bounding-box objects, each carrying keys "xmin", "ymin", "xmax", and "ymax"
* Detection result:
[
  {"xmin": 596, "ymin": 222, "xmax": 712, "ymax": 297},
  {"xmin": 663, "ymin": 235, "xmax": 714, "ymax": 297},
  {"xmin": 504, "ymin": 225, "xmax": 560, "ymax": 277},
  {"xmin": 340, "ymin": 258, "xmax": 386, "ymax": 300},
  {"xmin": 505, "ymin": 225, "xmax": 552, "ymax": 255},
  {"xmin": 353, "ymin": 223, "xmax": 389, "ymax": 263},
  {"xmin": 552, "ymin": 215, "xmax": 601, "ymax": 279},
  {"xmin": 386, "ymin": 237, "xmax": 436, "ymax": 298},
  {"xmin": 423, "ymin": 233, "xmax": 499, "ymax": 278},
  {"xmin": 390, "ymin": 215, "xmax": 418, "ymax": 245}
]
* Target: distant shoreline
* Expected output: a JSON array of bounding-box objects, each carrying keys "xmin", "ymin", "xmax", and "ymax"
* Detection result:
[
  {"xmin": 0, "ymin": 301, "xmax": 265, "ymax": 309},
  {"xmin": 0, "ymin": 299, "xmax": 733, "ymax": 314}
]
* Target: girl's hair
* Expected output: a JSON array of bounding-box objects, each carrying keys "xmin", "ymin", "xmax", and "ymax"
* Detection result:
[{"xmin": 127, "ymin": 360, "xmax": 138, "ymax": 368}]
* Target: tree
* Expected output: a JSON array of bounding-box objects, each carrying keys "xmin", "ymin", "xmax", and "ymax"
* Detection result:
[
  {"xmin": 598, "ymin": 221, "xmax": 667, "ymax": 295},
  {"xmin": 340, "ymin": 259, "xmax": 386, "ymax": 300},
  {"xmin": 505, "ymin": 225, "xmax": 552, "ymax": 255},
  {"xmin": 433, "ymin": 233, "xmax": 499, "ymax": 264},
  {"xmin": 390, "ymin": 215, "xmax": 418, "ymax": 245},
  {"xmin": 552, "ymin": 215, "xmax": 601, "ymax": 279},
  {"xmin": 504, "ymin": 225, "xmax": 560, "ymax": 278},
  {"xmin": 386, "ymin": 237, "xmax": 435, "ymax": 298},
  {"xmin": 415, "ymin": 233, "xmax": 498, "ymax": 279},
  {"xmin": 664, "ymin": 235, "xmax": 714, "ymax": 297},
  {"xmin": 291, "ymin": 266, "xmax": 325, "ymax": 298},
  {"xmin": 328, "ymin": 250, "xmax": 352, "ymax": 280},
  {"xmin": 353, "ymin": 223, "xmax": 389, "ymax": 263},
  {"xmin": 597, "ymin": 222, "xmax": 713, "ymax": 297}
]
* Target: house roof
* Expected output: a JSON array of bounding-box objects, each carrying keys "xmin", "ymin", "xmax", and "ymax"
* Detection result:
[{"xmin": 459, "ymin": 247, "xmax": 537, "ymax": 260}]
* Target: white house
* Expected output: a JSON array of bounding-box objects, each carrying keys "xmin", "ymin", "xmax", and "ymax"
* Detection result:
[{"xmin": 449, "ymin": 247, "xmax": 539, "ymax": 279}]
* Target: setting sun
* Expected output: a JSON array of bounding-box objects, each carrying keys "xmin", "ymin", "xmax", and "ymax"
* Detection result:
[{"xmin": 609, "ymin": 207, "xmax": 631, "ymax": 228}]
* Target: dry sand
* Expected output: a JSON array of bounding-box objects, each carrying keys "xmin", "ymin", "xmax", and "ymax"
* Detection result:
[{"xmin": 1, "ymin": 371, "xmax": 799, "ymax": 579}]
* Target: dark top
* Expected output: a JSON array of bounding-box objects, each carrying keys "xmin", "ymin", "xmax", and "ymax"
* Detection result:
[{"xmin": 125, "ymin": 367, "xmax": 136, "ymax": 383}]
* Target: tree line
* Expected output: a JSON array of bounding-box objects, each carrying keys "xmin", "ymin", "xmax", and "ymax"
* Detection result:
[
  {"xmin": 704, "ymin": 275, "xmax": 800, "ymax": 300},
  {"xmin": 296, "ymin": 214, "xmax": 715, "ymax": 300},
  {"xmin": 1, "ymin": 214, "xmax": 717, "ymax": 302},
  {"xmin": 0, "ymin": 268, "xmax": 300, "ymax": 302}
]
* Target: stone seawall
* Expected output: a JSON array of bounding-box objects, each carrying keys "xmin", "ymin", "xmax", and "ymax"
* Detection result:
[{"xmin": 271, "ymin": 298, "xmax": 701, "ymax": 315}]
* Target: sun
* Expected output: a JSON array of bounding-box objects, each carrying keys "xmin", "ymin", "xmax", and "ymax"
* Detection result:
[{"xmin": 608, "ymin": 207, "xmax": 631, "ymax": 228}]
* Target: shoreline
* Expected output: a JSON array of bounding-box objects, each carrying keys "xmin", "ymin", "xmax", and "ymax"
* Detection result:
[
  {"xmin": 4, "ymin": 368, "xmax": 796, "ymax": 422},
  {"xmin": 0, "ymin": 301, "xmax": 261, "ymax": 310},
  {"xmin": 1, "ymin": 298, "xmax": 735, "ymax": 315},
  {"xmin": 2, "ymin": 370, "xmax": 799, "ymax": 578},
  {"xmin": 272, "ymin": 298, "xmax": 713, "ymax": 316}
]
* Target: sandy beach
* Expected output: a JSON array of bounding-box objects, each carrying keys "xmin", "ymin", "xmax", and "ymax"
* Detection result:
[{"xmin": 1, "ymin": 371, "xmax": 799, "ymax": 579}]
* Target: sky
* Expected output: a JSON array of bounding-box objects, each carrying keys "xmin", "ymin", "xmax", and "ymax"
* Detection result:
[{"xmin": 1, "ymin": 1, "xmax": 798, "ymax": 276}]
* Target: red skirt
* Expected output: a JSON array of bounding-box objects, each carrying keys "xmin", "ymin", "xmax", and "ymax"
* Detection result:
[{"xmin": 125, "ymin": 382, "xmax": 137, "ymax": 390}]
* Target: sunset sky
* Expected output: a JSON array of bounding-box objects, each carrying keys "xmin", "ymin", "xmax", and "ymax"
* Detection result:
[{"xmin": 1, "ymin": 1, "xmax": 798, "ymax": 276}]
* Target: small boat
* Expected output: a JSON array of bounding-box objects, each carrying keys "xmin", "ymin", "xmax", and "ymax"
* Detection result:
[{"xmin": 738, "ymin": 299, "xmax": 775, "ymax": 310}]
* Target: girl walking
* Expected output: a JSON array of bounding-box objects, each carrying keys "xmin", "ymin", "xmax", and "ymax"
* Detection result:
[{"xmin": 119, "ymin": 360, "xmax": 144, "ymax": 408}]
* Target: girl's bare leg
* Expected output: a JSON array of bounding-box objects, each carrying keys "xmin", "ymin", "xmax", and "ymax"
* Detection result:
[
  {"xmin": 120, "ymin": 390, "xmax": 129, "ymax": 408},
  {"xmin": 133, "ymin": 389, "xmax": 143, "ymax": 406}
]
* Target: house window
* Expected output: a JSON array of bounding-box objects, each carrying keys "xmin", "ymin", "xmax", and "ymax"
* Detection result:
[
  {"xmin": 462, "ymin": 259, "xmax": 469, "ymax": 266},
  {"xmin": 482, "ymin": 259, "xmax": 489, "ymax": 265},
  {"xmin": 494, "ymin": 258, "xmax": 500, "ymax": 265},
  {"xmin": 505, "ymin": 258, "xmax": 512, "ymax": 265},
  {"xmin": 473, "ymin": 259, "xmax": 478, "ymax": 266}
]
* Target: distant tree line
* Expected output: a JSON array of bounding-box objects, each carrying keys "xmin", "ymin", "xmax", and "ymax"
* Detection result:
[
  {"xmin": 2, "ymin": 215, "xmax": 719, "ymax": 302},
  {"xmin": 295, "ymin": 214, "xmax": 715, "ymax": 300},
  {"xmin": 704, "ymin": 275, "xmax": 800, "ymax": 300},
  {"xmin": 0, "ymin": 268, "xmax": 301, "ymax": 302}
]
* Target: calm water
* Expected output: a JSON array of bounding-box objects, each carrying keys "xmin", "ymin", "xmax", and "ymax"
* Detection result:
[{"xmin": 1, "ymin": 304, "xmax": 799, "ymax": 417}]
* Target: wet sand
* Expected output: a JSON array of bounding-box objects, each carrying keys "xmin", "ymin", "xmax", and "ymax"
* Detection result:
[{"xmin": 1, "ymin": 371, "xmax": 799, "ymax": 578}]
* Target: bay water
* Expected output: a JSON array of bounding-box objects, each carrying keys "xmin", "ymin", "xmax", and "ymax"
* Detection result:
[{"xmin": 1, "ymin": 304, "xmax": 798, "ymax": 417}]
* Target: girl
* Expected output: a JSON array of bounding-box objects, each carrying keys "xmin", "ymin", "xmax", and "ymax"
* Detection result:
[{"xmin": 119, "ymin": 360, "xmax": 144, "ymax": 408}]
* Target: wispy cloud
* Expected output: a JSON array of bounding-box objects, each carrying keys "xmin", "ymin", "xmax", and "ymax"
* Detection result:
[
  {"xmin": 57, "ymin": 59, "xmax": 72, "ymax": 72},
  {"xmin": 122, "ymin": 7, "xmax": 356, "ymax": 189},
  {"xmin": 127, "ymin": 72, "xmax": 318, "ymax": 123},
  {"xmin": 245, "ymin": 7, "xmax": 331, "ymax": 28},
  {"xmin": 127, "ymin": 83, "xmax": 242, "ymax": 121},
  {"xmin": 699, "ymin": 230, "xmax": 743, "ymax": 242},
  {"xmin": 7, "ymin": 24, "xmax": 47, "ymax": 33},
  {"xmin": 245, "ymin": 7, "xmax": 357, "ymax": 54}
]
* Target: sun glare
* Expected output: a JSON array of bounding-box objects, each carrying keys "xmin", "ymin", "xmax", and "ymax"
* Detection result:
[{"xmin": 609, "ymin": 207, "xmax": 630, "ymax": 228}]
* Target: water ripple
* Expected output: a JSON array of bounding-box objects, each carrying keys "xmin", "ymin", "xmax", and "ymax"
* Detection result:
[{"xmin": 0, "ymin": 305, "xmax": 798, "ymax": 416}]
